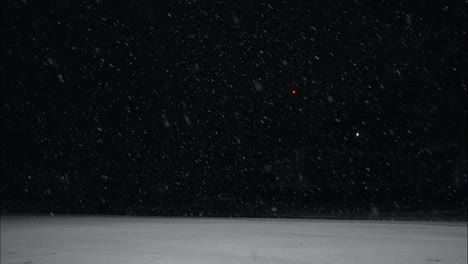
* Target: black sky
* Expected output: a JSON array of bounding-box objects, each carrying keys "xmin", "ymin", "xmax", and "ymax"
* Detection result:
[{"xmin": 1, "ymin": 0, "xmax": 467, "ymax": 217}]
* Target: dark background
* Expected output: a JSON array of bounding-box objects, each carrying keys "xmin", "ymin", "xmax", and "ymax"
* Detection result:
[{"xmin": 2, "ymin": 0, "xmax": 467, "ymax": 219}]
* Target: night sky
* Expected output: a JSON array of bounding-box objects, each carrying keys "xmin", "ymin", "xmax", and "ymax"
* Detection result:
[{"xmin": 2, "ymin": 0, "xmax": 467, "ymax": 217}]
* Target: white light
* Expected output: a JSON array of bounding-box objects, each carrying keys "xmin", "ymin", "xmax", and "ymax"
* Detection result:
[{"xmin": 355, "ymin": 132, "xmax": 360, "ymax": 137}]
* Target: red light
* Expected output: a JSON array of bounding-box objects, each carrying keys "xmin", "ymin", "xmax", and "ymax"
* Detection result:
[{"xmin": 292, "ymin": 90, "xmax": 297, "ymax": 95}]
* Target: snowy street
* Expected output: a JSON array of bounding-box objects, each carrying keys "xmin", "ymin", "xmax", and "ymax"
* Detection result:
[
  {"xmin": 3, "ymin": 1, "xmax": 466, "ymax": 263},
  {"xmin": 1, "ymin": 215, "xmax": 466, "ymax": 264}
]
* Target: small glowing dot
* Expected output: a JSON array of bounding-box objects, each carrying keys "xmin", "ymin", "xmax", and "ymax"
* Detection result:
[
  {"xmin": 292, "ymin": 90, "xmax": 297, "ymax": 95},
  {"xmin": 355, "ymin": 132, "xmax": 360, "ymax": 137}
]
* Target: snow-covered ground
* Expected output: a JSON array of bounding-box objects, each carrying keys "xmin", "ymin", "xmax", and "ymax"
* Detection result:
[{"xmin": 1, "ymin": 215, "xmax": 466, "ymax": 264}]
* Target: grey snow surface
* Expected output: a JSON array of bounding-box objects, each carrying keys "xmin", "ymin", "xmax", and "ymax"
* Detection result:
[{"xmin": 1, "ymin": 215, "xmax": 466, "ymax": 264}]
